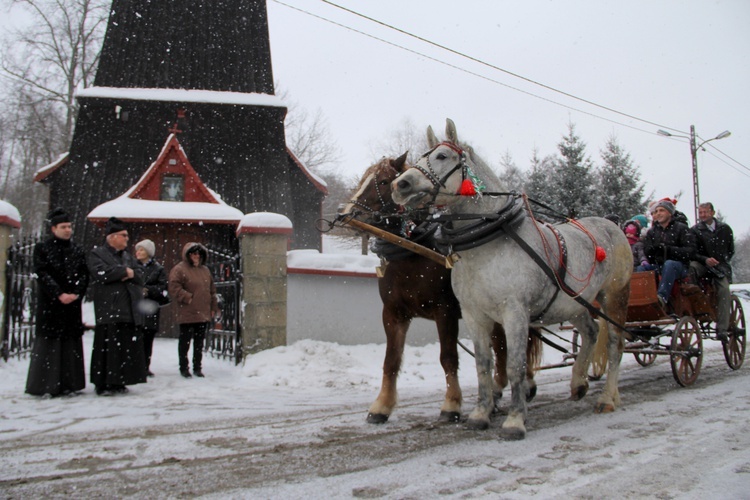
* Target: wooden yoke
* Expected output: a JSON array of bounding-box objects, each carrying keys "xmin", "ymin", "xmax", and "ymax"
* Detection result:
[{"xmin": 343, "ymin": 218, "xmax": 459, "ymax": 269}]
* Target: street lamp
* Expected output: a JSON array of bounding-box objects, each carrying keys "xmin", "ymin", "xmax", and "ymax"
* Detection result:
[{"xmin": 657, "ymin": 126, "xmax": 731, "ymax": 223}]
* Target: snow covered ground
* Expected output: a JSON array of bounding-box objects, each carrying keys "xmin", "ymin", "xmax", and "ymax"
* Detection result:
[
  {"xmin": 2, "ymin": 233, "xmax": 749, "ymax": 497},
  {"xmin": 2, "ymin": 299, "xmax": 749, "ymax": 497}
]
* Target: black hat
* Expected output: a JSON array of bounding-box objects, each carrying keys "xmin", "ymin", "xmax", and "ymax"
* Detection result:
[
  {"xmin": 105, "ymin": 217, "xmax": 127, "ymax": 235},
  {"xmin": 47, "ymin": 208, "xmax": 71, "ymax": 226}
]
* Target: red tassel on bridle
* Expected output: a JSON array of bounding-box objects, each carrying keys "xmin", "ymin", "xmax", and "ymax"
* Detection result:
[{"xmin": 459, "ymin": 179, "xmax": 477, "ymax": 196}]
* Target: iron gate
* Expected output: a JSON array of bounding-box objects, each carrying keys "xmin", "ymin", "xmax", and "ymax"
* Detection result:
[
  {"xmin": 205, "ymin": 247, "xmax": 242, "ymax": 365},
  {"xmin": 2, "ymin": 235, "xmax": 41, "ymax": 361}
]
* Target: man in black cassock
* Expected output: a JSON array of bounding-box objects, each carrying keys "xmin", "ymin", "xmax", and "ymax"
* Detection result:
[
  {"xmin": 25, "ymin": 208, "xmax": 89, "ymax": 397},
  {"xmin": 87, "ymin": 217, "xmax": 147, "ymax": 395}
]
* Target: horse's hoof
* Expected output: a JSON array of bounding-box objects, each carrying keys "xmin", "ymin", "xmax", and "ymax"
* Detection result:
[
  {"xmin": 466, "ymin": 418, "xmax": 489, "ymax": 430},
  {"xmin": 526, "ymin": 385, "xmax": 537, "ymax": 402},
  {"xmin": 493, "ymin": 389, "xmax": 503, "ymax": 401},
  {"xmin": 594, "ymin": 403, "xmax": 615, "ymax": 414},
  {"xmin": 438, "ymin": 411, "xmax": 461, "ymax": 423},
  {"xmin": 570, "ymin": 385, "xmax": 588, "ymax": 401},
  {"xmin": 366, "ymin": 412, "xmax": 389, "ymax": 424},
  {"xmin": 500, "ymin": 427, "xmax": 526, "ymax": 440}
]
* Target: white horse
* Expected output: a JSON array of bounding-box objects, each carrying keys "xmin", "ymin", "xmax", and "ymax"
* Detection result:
[{"xmin": 391, "ymin": 119, "xmax": 632, "ymax": 439}]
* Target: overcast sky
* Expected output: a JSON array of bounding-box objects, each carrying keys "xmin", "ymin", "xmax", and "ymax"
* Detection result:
[
  {"xmin": 266, "ymin": 0, "xmax": 750, "ymax": 234},
  {"xmin": 1, "ymin": 1, "xmax": 747, "ymax": 234}
]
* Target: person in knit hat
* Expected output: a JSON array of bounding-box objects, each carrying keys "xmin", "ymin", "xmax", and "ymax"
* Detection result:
[
  {"xmin": 134, "ymin": 239, "xmax": 168, "ymax": 376},
  {"xmin": 653, "ymin": 197, "xmax": 690, "ymax": 225},
  {"xmin": 87, "ymin": 218, "xmax": 147, "ymax": 395},
  {"xmin": 643, "ymin": 197, "xmax": 696, "ymax": 311}
]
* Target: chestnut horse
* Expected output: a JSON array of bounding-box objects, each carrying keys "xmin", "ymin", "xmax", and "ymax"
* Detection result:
[{"xmin": 341, "ymin": 154, "xmax": 542, "ymax": 424}]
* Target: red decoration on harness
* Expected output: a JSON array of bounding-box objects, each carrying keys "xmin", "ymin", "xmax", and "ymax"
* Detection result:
[
  {"xmin": 458, "ymin": 179, "xmax": 477, "ymax": 196},
  {"xmin": 595, "ymin": 246, "xmax": 606, "ymax": 262}
]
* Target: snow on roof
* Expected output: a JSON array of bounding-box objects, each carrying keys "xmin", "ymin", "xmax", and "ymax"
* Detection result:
[
  {"xmin": 88, "ymin": 196, "xmax": 243, "ymax": 224},
  {"xmin": 76, "ymin": 87, "xmax": 287, "ymax": 108},
  {"xmin": 0, "ymin": 200, "xmax": 21, "ymax": 228},
  {"xmin": 33, "ymin": 152, "xmax": 69, "ymax": 182},
  {"xmin": 286, "ymin": 148, "xmax": 327, "ymax": 194}
]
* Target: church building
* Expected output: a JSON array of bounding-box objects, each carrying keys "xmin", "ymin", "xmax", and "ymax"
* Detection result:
[{"xmin": 34, "ymin": 0, "xmax": 326, "ymax": 267}]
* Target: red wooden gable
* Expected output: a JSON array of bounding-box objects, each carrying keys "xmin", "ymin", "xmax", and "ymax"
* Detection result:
[{"xmin": 129, "ymin": 134, "xmax": 219, "ymax": 204}]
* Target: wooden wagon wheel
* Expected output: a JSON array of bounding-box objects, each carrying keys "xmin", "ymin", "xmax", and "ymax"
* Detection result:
[
  {"xmin": 634, "ymin": 351, "xmax": 656, "ymax": 366},
  {"xmin": 722, "ymin": 295, "xmax": 746, "ymax": 370},
  {"xmin": 670, "ymin": 316, "xmax": 703, "ymax": 387}
]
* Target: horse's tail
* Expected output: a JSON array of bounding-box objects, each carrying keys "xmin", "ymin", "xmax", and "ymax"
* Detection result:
[
  {"xmin": 527, "ymin": 329, "xmax": 544, "ymax": 372},
  {"xmin": 590, "ymin": 318, "xmax": 610, "ymax": 378}
]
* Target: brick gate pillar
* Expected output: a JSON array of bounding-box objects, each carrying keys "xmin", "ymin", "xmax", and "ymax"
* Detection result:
[
  {"xmin": 236, "ymin": 212, "xmax": 292, "ymax": 359},
  {"xmin": 0, "ymin": 201, "xmax": 21, "ymax": 357}
]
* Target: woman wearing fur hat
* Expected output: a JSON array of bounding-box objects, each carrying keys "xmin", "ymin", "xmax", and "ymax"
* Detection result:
[{"xmin": 134, "ymin": 239, "xmax": 168, "ymax": 377}]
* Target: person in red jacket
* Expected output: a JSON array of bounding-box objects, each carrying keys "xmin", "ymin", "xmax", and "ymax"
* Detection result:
[{"xmin": 168, "ymin": 242, "xmax": 219, "ymax": 378}]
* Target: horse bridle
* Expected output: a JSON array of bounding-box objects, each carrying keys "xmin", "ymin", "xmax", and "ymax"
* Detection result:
[
  {"xmin": 412, "ymin": 141, "xmax": 471, "ymax": 203},
  {"xmin": 346, "ymin": 163, "xmax": 401, "ymax": 224}
]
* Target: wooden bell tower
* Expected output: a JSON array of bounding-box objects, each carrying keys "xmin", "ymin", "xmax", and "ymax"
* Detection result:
[{"xmin": 36, "ymin": 0, "xmax": 326, "ymax": 252}]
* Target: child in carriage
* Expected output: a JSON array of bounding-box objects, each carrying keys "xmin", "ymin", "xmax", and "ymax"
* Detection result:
[
  {"xmin": 622, "ymin": 220, "xmax": 647, "ymax": 269},
  {"xmin": 624, "ymin": 219, "xmax": 651, "ymax": 271}
]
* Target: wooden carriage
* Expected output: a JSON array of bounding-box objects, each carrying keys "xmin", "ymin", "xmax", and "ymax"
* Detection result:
[{"xmin": 609, "ymin": 271, "xmax": 745, "ymax": 386}]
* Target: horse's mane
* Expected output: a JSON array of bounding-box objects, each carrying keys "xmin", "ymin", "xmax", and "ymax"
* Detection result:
[
  {"xmin": 348, "ymin": 157, "xmax": 393, "ymax": 198},
  {"xmin": 452, "ymin": 141, "xmax": 506, "ymax": 193}
]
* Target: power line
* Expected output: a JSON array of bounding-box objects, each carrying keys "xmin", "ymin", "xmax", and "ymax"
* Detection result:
[
  {"xmin": 704, "ymin": 145, "xmax": 750, "ymax": 176},
  {"xmin": 703, "ymin": 141, "xmax": 750, "ymax": 174},
  {"xmin": 273, "ymin": 0, "xmax": 749, "ymax": 178},
  {"xmin": 318, "ymin": 0, "xmax": 687, "ymax": 136},
  {"xmin": 272, "ymin": 0, "xmax": 663, "ymax": 137}
]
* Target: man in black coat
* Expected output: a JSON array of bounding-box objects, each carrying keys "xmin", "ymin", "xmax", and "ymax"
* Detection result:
[
  {"xmin": 25, "ymin": 209, "xmax": 89, "ymax": 397},
  {"xmin": 87, "ymin": 217, "xmax": 147, "ymax": 395},
  {"xmin": 690, "ymin": 202, "xmax": 735, "ymax": 340},
  {"xmin": 643, "ymin": 199, "xmax": 696, "ymax": 309}
]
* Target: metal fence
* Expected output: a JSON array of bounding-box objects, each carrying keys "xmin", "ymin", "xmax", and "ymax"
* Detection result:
[
  {"xmin": 2, "ymin": 235, "xmax": 41, "ymax": 361},
  {"xmin": 205, "ymin": 246, "xmax": 242, "ymax": 365}
]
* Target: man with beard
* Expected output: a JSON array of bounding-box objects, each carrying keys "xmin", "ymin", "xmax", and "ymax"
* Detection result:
[
  {"xmin": 87, "ymin": 217, "xmax": 147, "ymax": 395},
  {"xmin": 25, "ymin": 208, "xmax": 89, "ymax": 397}
]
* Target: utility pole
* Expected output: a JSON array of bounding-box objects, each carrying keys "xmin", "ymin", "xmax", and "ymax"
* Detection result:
[{"xmin": 689, "ymin": 125, "xmax": 700, "ymax": 224}]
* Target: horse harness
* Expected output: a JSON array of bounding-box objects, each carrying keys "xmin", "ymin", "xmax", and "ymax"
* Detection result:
[{"xmin": 414, "ymin": 160, "xmax": 628, "ymax": 332}]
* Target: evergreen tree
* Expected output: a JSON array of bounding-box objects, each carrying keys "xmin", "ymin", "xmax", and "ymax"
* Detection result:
[
  {"xmin": 524, "ymin": 147, "xmax": 555, "ymax": 202},
  {"xmin": 593, "ymin": 134, "xmax": 648, "ymax": 221},
  {"xmin": 496, "ymin": 150, "xmax": 527, "ymax": 191},
  {"xmin": 550, "ymin": 122, "xmax": 595, "ymax": 219}
]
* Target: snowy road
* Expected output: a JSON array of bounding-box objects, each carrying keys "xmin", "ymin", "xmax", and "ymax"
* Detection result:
[{"xmin": 2, "ymin": 341, "xmax": 748, "ymax": 499}]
